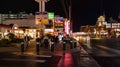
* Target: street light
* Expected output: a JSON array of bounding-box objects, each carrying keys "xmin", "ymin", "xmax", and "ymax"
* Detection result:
[{"xmin": 69, "ymin": 0, "xmax": 72, "ymax": 35}]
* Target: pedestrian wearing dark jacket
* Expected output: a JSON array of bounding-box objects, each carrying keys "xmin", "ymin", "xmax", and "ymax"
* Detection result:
[{"xmin": 24, "ymin": 35, "xmax": 30, "ymax": 47}]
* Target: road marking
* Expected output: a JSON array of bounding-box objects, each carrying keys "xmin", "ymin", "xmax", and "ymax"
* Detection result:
[
  {"xmin": 97, "ymin": 45, "xmax": 120, "ymax": 55},
  {"xmin": 13, "ymin": 53, "xmax": 52, "ymax": 58},
  {"xmin": 12, "ymin": 52, "xmax": 52, "ymax": 58},
  {"xmin": 35, "ymin": 55, "xmax": 52, "ymax": 57},
  {"xmin": 19, "ymin": 54, "xmax": 52, "ymax": 58},
  {"xmin": 1, "ymin": 58, "xmax": 46, "ymax": 63}
]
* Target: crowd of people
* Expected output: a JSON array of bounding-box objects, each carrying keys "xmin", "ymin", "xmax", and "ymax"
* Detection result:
[
  {"xmin": 23, "ymin": 34, "xmax": 79, "ymax": 49},
  {"xmin": 35, "ymin": 34, "xmax": 79, "ymax": 49},
  {"xmin": 36, "ymin": 34, "xmax": 59, "ymax": 49}
]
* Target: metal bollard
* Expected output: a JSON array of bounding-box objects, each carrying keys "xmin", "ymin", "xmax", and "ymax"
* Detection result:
[
  {"xmin": 63, "ymin": 42, "xmax": 66, "ymax": 51},
  {"xmin": 21, "ymin": 42, "xmax": 24, "ymax": 53},
  {"xmin": 36, "ymin": 42, "xmax": 40, "ymax": 52},
  {"xmin": 70, "ymin": 41, "xmax": 73, "ymax": 49},
  {"xmin": 74, "ymin": 41, "xmax": 77, "ymax": 48},
  {"xmin": 51, "ymin": 42, "xmax": 54, "ymax": 52}
]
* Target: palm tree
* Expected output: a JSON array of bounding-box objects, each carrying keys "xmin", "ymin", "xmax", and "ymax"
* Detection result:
[
  {"xmin": 94, "ymin": 25, "xmax": 98, "ymax": 38},
  {"xmin": 109, "ymin": 17, "xmax": 114, "ymax": 29},
  {"xmin": 109, "ymin": 17, "xmax": 118, "ymax": 28},
  {"xmin": 109, "ymin": 17, "xmax": 118, "ymax": 38}
]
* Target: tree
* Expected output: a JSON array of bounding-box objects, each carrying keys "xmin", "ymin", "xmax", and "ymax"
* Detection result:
[{"xmin": 109, "ymin": 17, "xmax": 118, "ymax": 29}]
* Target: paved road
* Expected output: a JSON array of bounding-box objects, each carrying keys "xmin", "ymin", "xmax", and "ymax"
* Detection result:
[
  {"xmin": 0, "ymin": 52, "xmax": 61, "ymax": 67},
  {"xmin": 0, "ymin": 39, "xmax": 76, "ymax": 67},
  {"xmin": 0, "ymin": 39, "xmax": 100, "ymax": 67},
  {"xmin": 83, "ymin": 45, "xmax": 120, "ymax": 67}
]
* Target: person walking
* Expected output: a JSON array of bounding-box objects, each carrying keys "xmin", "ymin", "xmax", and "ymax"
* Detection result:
[
  {"xmin": 43, "ymin": 36, "xmax": 49, "ymax": 49},
  {"xmin": 24, "ymin": 34, "xmax": 30, "ymax": 47}
]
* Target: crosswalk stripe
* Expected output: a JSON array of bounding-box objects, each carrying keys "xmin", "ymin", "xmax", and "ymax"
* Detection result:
[
  {"xmin": 19, "ymin": 54, "xmax": 52, "ymax": 58},
  {"xmin": 35, "ymin": 55, "xmax": 52, "ymax": 57},
  {"xmin": 12, "ymin": 52, "xmax": 52, "ymax": 58},
  {"xmin": 1, "ymin": 58, "xmax": 46, "ymax": 63}
]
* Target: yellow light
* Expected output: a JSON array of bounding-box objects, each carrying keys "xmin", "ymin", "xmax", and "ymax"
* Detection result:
[
  {"xmin": 67, "ymin": 20, "xmax": 70, "ymax": 22},
  {"xmin": 41, "ymin": 19, "xmax": 48, "ymax": 24},
  {"xmin": 36, "ymin": 21, "xmax": 41, "ymax": 25},
  {"xmin": 19, "ymin": 31, "xmax": 24, "ymax": 34},
  {"xmin": 14, "ymin": 27, "xmax": 18, "ymax": 29}
]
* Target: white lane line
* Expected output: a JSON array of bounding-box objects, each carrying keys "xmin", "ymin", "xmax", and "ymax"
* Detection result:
[
  {"xmin": 20, "ymin": 55, "xmax": 52, "ymax": 58},
  {"xmin": 97, "ymin": 45, "xmax": 120, "ymax": 55},
  {"xmin": 35, "ymin": 55, "xmax": 52, "ymax": 57},
  {"xmin": 1, "ymin": 58, "xmax": 46, "ymax": 63},
  {"xmin": 11, "ymin": 52, "xmax": 52, "ymax": 57}
]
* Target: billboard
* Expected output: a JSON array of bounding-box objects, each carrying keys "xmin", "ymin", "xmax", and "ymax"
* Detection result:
[
  {"xmin": 54, "ymin": 17, "xmax": 64, "ymax": 32},
  {"xmin": 35, "ymin": 12, "xmax": 48, "ymax": 25},
  {"xmin": 55, "ymin": 17, "xmax": 64, "ymax": 23}
]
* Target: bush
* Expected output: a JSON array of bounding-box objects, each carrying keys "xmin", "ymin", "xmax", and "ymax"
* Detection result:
[
  {"xmin": 1, "ymin": 39, "xmax": 10, "ymax": 44},
  {"xmin": 0, "ymin": 38, "xmax": 24, "ymax": 47},
  {"xmin": 0, "ymin": 39, "xmax": 12, "ymax": 47},
  {"xmin": 11, "ymin": 38, "xmax": 24, "ymax": 43},
  {"xmin": 7, "ymin": 33, "xmax": 16, "ymax": 39}
]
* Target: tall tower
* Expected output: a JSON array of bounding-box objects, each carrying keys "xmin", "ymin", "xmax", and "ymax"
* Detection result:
[{"xmin": 35, "ymin": 0, "xmax": 49, "ymax": 12}]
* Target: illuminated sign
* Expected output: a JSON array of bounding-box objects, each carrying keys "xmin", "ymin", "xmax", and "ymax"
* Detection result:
[
  {"xmin": 54, "ymin": 28, "xmax": 63, "ymax": 31},
  {"xmin": 45, "ymin": 29, "xmax": 54, "ymax": 32},
  {"xmin": 54, "ymin": 16, "xmax": 64, "ymax": 32},
  {"xmin": 106, "ymin": 23, "xmax": 120, "ymax": 28},
  {"xmin": 55, "ymin": 23, "xmax": 63, "ymax": 27},
  {"xmin": 48, "ymin": 12, "xmax": 54, "ymax": 19},
  {"xmin": 35, "ymin": 12, "xmax": 48, "ymax": 25},
  {"xmin": 55, "ymin": 17, "xmax": 64, "ymax": 23}
]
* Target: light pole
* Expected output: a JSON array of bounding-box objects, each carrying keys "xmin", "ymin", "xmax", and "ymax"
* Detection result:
[
  {"xmin": 35, "ymin": 0, "xmax": 49, "ymax": 36},
  {"xmin": 69, "ymin": 0, "xmax": 72, "ymax": 35},
  {"xmin": 69, "ymin": 0, "xmax": 71, "ymax": 21},
  {"xmin": 35, "ymin": 0, "xmax": 49, "ymax": 12}
]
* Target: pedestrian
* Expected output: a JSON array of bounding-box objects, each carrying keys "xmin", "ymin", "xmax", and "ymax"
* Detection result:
[
  {"xmin": 50, "ymin": 36, "xmax": 55, "ymax": 52},
  {"xmin": 24, "ymin": 34, "xmax": 30, "ymax": 47},
  {"xmin": 40, "ymin": 35, "xmax": 44, "ymax": 47},
  {"xmin": 43, "ymin": 36, "xmax": 49, "ymax": 48}
]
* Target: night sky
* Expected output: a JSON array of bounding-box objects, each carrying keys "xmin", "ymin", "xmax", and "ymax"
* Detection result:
[{"xmin": 0, "ymin": 0, "xmax": 120, "ymax": 32}]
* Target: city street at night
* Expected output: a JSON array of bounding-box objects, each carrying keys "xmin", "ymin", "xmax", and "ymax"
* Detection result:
[
  {"xmin": 0, "ymin": 39, "xmax": 100, "ymax": 67},
  {"xmin": 0, "ymin": 0, "xmax": 120, "ymax": 67},
  {"xmin": 1, "ymin": 38, "xmax": 120, "ymax": 67}
]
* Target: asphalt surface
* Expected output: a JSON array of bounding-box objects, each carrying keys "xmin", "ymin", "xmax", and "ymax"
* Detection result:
[
  {"xmin": 0, "ymin": 39, "xmax": 101, "ymax": 67},
  {"xmin": 0, "ymin": 53, "xmax": 61, "ymax": 67},
  {"xmin": 82, "ymin": 44, "xmax": 120, "ymax": 67}
]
